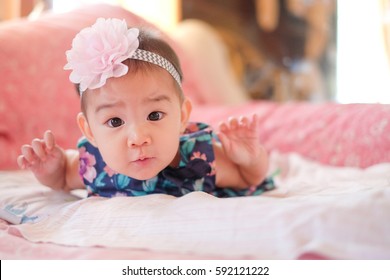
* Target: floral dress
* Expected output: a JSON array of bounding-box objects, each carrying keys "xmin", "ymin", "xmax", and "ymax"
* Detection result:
[{"xmin": 77, "ymin": 122, "xmax": 275, "ymax": 198}]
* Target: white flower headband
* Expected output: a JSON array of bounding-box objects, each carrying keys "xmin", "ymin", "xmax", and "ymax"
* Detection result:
[{"xmin": 64, "ymin": 18, "xmax": 181, "ymax": 93}]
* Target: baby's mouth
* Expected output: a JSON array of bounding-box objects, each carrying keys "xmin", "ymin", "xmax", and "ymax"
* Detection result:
[{"xmin": 132, "ymin": 156, "xmax": 153, "ymax": 163}]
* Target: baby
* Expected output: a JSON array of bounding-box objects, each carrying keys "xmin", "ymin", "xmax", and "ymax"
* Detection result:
[{"xmin": 17, "ymin": 18, "xmax": 273, "ymax": 198}]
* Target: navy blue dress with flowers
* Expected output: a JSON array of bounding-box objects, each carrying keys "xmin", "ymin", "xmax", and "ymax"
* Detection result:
[{"xmin": 77, "ymin": 122, "xmax": 275, "ymax": 198}]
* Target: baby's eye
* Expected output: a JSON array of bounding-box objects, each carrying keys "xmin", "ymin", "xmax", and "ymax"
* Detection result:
[
  {"xmin": 106, "ymin": 117, "xmax": 124, "ymax": 128},
  {"xmin": 147, "ymin": 111, "xmax": 164, "ymax": 121}
]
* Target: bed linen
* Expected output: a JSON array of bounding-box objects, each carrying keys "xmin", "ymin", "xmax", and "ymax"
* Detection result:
[{"xmin": 1, "ymin": 152, "xmax": 389, "ymax": 260}]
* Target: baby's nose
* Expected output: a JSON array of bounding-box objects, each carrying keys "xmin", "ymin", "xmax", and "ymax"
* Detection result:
[{"xmin": 127, "ymin": 126, "xmax": 151, "ymax": 147}]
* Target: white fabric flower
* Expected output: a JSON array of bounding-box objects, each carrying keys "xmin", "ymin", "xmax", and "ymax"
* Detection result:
[{"xmin": 64, "ymin": 18, "xmax": 139, "ymax": 92}]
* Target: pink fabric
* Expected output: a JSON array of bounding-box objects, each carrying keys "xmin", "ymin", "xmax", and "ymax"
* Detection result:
[
  {"xmin": 0, "ymin": 220, "xmax": 222, "ymax": 259},
  {"xmin": 191, "ymin": 102, "xmax": 390, "ymax": 168}
]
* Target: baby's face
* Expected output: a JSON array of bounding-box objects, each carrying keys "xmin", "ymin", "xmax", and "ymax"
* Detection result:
[{"xmin": 80, "ymin": 67, "xmax": 190, "ymax": 180}]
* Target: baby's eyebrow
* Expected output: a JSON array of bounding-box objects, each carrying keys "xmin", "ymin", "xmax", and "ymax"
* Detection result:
[
  {"xmin": 95, "ymin": 101, "xmax": 124, "ymax": 114},
  {"xmin": 144, "ymin": 94, "xmax": 172, "ymax": 104}
]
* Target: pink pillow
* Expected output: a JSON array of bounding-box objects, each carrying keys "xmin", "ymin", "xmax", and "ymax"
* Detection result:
[
  {"xmin": 191, "ymin": 102, "xmax": 390, "ymax": 168},
  {"xmin": 0, "ymin": 4, "xmax": 206, "ymax": 170}
]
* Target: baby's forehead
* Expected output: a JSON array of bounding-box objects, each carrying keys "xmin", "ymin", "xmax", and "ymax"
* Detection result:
[
  {"xmin": 82, "ymin": 75, "xmax": 182, "ymax": 113},
  {"xmin": 87, "ymin": 88, "xmax": 173, "ymax": 104},
  {"xmin": 83, "ymin": 62, "xmax": 182, "ymax": 99}
]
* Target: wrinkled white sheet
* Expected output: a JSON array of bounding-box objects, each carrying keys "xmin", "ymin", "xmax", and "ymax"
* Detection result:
[{"xmin": 1, "ymin": 152, "xmax": 389, "ymax": 259}]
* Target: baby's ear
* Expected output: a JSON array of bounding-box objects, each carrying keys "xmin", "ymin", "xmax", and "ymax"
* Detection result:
[
  {"xmin": 180, "ymin": 98, "xmax": 192, "ymax": 133},
  {"xmin": 77, "ymin": 112, "xmax": 97, "ymax": 146}
]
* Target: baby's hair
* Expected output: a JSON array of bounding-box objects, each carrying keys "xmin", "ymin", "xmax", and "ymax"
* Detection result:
[
  {"xmin": 77, "ymin": 27, "xmax": 184, "ymax": 112},
  {"xmin": 131, "ymin": 28, "xmax": 183, "ymax": 86}
]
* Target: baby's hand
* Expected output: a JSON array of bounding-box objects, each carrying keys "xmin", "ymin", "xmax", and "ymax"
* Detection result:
[
  {"xmin": 216, "ymin": 114, "xmax": 269, "ymax": 188},
  {"xmin": 17, "ymin": 130, "xmax": 66, "ymax": 189},
  {"xmin": 217, "ymin": 114, "xmax": 263, "ymax": 167}
]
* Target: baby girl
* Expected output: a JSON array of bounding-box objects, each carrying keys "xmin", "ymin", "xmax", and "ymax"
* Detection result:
[{"xmin": 17, "ymin": 18, "xmax": 273, "ymax": 198}]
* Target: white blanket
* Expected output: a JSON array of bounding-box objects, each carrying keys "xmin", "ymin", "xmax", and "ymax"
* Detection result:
[{"xmin": 1, "ymin": 152, "xmax": 389, "ymax": 259}]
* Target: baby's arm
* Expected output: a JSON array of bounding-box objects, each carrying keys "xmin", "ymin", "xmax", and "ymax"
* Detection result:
[
  {"xmin": 17, "ymin": 130, "xmax": 84, "ymax": 191},
  {"xmin": 213, "ymin": 115, "xmax": 269, "ymax": 189}
]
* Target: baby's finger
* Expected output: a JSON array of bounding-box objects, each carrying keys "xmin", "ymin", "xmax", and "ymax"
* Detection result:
[
  {"xmin": 216, "ymin": 131, "xmax": 230, "ymax": 152},
  {"xmin": 31, "ymin": 138, "xmax": 47, "ymax": 160},
  {"xmin": 21, "ymin": 145, "xmax": 37, "ymax": 164},
  {"xmin": 228, "ymin": 117, "xmax": 239, "ymax": 129},
  {"xmin": 239, "ymin": 116, "xmax": 250, "ymax": 127},
  {"xmin": 17, "ymin": 155, "xmax": 28, "ymax": 169},
  {"xmin": 44, "ymin": 130, "xmax": 55, "ymax": 150},
  {"xmin": 218, "ymin": 121, "xmax": 228, "ymax": 132},
  {"xmin": 249, "ymin": 114, "xmax": 259, "ymax": 130}
]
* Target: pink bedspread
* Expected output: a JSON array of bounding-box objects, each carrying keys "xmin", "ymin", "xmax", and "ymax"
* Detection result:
[{"xmin": 191, "ymin": 102, "xmax": 390, "ymax": 168}]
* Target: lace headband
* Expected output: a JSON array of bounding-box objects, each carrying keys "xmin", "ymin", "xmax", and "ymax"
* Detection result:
[
  {"xmin": 64, "ymin": 18, "xmax": 182, "ymax": 93},
  {"xmin": 131, "ymin": 49, "xmax": 181, "ymax": 88}
]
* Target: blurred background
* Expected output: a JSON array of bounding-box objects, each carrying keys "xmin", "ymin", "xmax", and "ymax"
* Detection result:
[{"xmin": 1, "ymin": 0, "xmax": 389, "ymax": 104}]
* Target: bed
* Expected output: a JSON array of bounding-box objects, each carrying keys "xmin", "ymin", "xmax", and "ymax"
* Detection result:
[{"xmin": 1, "ymin": 4, "xmax": 389, "ymax": 260}]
